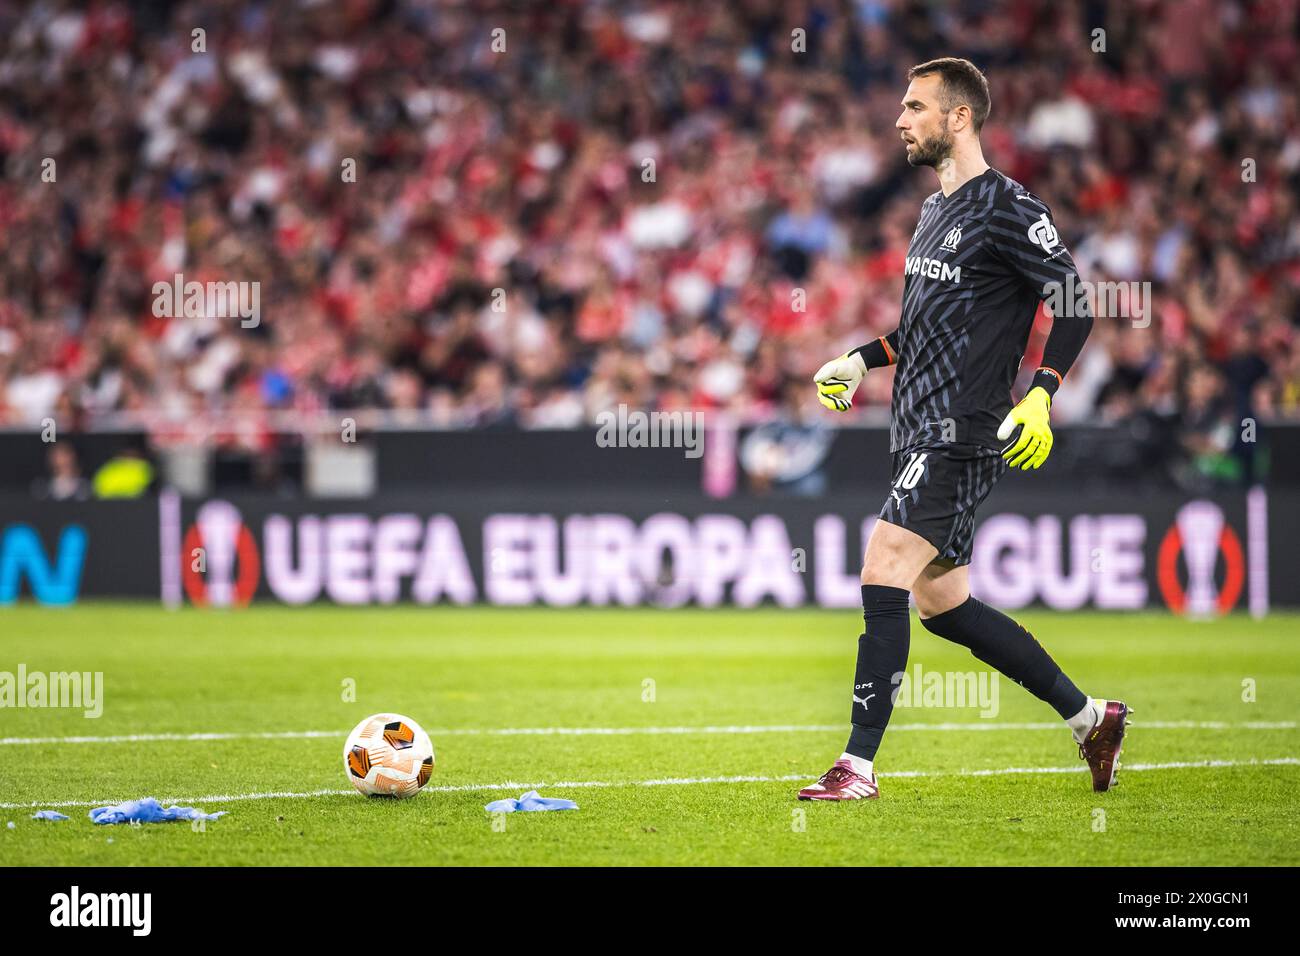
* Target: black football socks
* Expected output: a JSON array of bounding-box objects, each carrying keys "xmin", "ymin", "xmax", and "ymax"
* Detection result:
[
  {"xmin": 845, "ymin": 584, "xmax": 912, "ymax": 761},
  {"xmin": 920, "ymin": 595, "xmax": 1087, "ymax": 719}
]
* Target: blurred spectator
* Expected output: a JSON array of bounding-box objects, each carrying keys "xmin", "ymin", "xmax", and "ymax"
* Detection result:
[
  {"xmin": 740, "ymin": 378, "xmax": 834, "ymax": 496},
  {"xmin": 1177, "ymin": 363, "xmax": 1239, "ymax": 489},
  {"xmin": 32, "ymin": 443, "xmax": 91, "ymax": 501}
]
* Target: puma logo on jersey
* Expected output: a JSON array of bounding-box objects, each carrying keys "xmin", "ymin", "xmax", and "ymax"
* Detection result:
[{"xmin": 904, "ymin": 257, "xmax": 961, "ymax": 283}]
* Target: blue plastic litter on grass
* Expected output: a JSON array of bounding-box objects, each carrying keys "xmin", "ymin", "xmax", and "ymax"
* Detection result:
[
  {"xmin": 88, "ymin": 797, "xmax": 226, "ymax": 825},
  {"xmin": 484, "ymin": 790, "xmax": 578, "ymax": 813},
  {"xmin": 31, "ymin": 810, "xmax": 69, "ymax": 821}
]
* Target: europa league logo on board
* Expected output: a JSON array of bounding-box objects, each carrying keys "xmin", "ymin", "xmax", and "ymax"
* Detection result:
[
  {"xmin": 1157, "ymin": 501, "xmax": 1245, "ymax": 618},
  {"xmin": 181, "ymin": 500, "xmax": 260, "ymax": 608}
]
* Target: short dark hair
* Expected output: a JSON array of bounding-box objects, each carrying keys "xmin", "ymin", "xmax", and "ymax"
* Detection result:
[{"xmin": 908, "ymin": 57, "xmax": 991, "ymax": 132}]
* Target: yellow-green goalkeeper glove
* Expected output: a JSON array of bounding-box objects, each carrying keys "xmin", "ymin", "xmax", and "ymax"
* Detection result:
[
  {"xmin": 813, "ymin": 352, "xmax": 868, "ymax": 412},
  {"xmin": 997, "ymin": 386, "xmax": 1053, "ymax": 470}
]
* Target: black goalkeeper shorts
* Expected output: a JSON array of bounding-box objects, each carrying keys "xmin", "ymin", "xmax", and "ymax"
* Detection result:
[{"xmin": 878, "ymin": 445, "xmax": 1008, "ymax": 566}]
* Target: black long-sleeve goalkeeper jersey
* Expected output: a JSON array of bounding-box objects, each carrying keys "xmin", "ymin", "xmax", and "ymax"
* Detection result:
[{"xmin": 865, "ymin": 167, "xmax": 1093, "ymax": 454}]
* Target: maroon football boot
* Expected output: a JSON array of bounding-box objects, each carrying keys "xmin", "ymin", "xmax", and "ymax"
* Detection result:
[
  {"xmin": 797, "ymin": 759, "xmax": 879, "ymax": 801},
  {"xmin": 1078, "ymin": 700, "xmax": 1132, "ymax": 792}
]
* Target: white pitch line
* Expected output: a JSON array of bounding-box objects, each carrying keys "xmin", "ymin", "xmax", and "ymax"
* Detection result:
[
  {"xmin": 0, "ymin": 720, "xmax": 1294, "ymax": 746},
  {"xmin": 2, "ymin": 757, "xmax": 1297, "ymax": 810},
  {"xmin": 0, "ymin": 730, "xmax": 346, "ymax": 746}
]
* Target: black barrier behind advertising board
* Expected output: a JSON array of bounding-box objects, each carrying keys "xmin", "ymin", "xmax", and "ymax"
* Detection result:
[
  {"xmin": 1, "ymin": 485, "xmax": 1291, "ymax": 614},
  {"xmin": 7, "ymin": 423, "xmax": 1300, "ymax": 492}
]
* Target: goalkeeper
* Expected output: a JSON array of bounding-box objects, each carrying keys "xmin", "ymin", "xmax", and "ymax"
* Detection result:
[{"xmin": 797, "ymin": 57, "xmax": 1130, "ymax": 803}]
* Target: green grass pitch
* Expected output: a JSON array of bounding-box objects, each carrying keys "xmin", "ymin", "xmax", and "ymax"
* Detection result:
[{"xmin": 1, "ymin": 603, "xmax": 1297, "ymax": 866}]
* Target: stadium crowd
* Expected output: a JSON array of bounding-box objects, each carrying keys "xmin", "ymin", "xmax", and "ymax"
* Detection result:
[{"xmin": 1, "ymin": 0, "xmax": 1297, "ymax": 487}]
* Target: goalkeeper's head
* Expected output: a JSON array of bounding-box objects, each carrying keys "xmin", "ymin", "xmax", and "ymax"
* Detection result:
[{"xmin": 897, "ymin": 57, "xmax": 991, "ymax": 169}]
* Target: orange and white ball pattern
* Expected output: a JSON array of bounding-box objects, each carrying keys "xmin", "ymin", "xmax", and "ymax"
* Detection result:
[{"xmin": 344, "ymin": 713, "xmax": 435, "ymax": 798}]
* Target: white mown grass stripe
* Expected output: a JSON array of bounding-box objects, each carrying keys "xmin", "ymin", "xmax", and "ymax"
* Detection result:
[
  {"xmin": 1, "ymin": 757, "xmax": 1296, "ymax": 810},
  {"xmin": 0, "ymin": 719, "xmax": 1294, "ymax": 746}
]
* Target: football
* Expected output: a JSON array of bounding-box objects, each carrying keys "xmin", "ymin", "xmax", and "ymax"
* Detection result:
[{"xmin": 343, "ymin": 713, "xmax": 436, "ymax": 798}]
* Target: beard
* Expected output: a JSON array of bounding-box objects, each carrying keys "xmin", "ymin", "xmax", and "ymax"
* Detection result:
[{"xmin": 905, "ymin": 121, "xmax": 955, "ymax": 168}]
